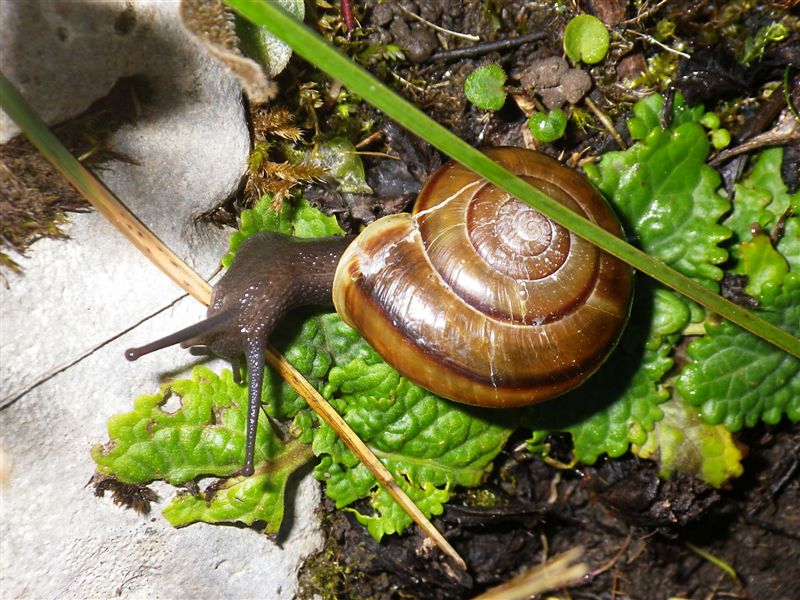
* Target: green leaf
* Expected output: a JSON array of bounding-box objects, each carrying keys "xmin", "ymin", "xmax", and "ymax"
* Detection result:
[
  {"xmin": 525, "ymin": 343, "xmax": 672, "ymax": 463},
  {"xmin": 779, "ymin": 217, "xmax": 800, "ymax": 274},
  {"xmin": 313, "ymin": 358, "xmax": 516, "ymax": 539},
  {"xmin": 527, "ymin": 108, "xmax": 568, "ymax": 142},
  {"xmin": 649, "ymin": 286, "xmax": 693, "ymax": 348},
  {"xmin": 724, "ymin": 148, "xmax": 800, "ymax": 274},
  {"xmin": 737, "ymin": 233, "xmax": 789, "ymax": 298},
  {"xmin": 163, "ymin": 440, "xmax": 312, "ymax": 532},
  {"xmin": 264, "ymin": 313, "xmax": 337, "ymax": 419},
  {"xmin": 464, "ymin": 64, "xmax": 507, "ymax": 111},
  {"xmin": 318, "ymin": 312, "xmax": 383, "ymax": 366},
  {"xmin": 633, "ymin": 398, "xmax": 744, "ymax": 488},
  {"xmin": 222, "ymin": 196, "xmax": 344, "ymax": 267},
  {"xmin": 92, "ymin": 367, "xmax": 263, "ymax": 484},
  {"xmin": 677, "ymin": 275, "xmax": 800, "ymax": 430},
  {"xmin": 353, "ymin": 479, "xmax": 450, "ymax": 540},
  {"xmin": 563, "ymin": 14, "xmax": 610, "ymax": 64},
  {"xmin": 92, "ymin": 366, "xmax": 315, "ymax": 530},
  {"xmin": 622, "ymin": 93, "xmax": 705, "ymax": 142},
  {"xmin": 586, "ymin": 96, "xmax": 731, "ymax": 289},
  {"xmin": 699, "ymin": 112, "xmax": 720, "ymax": 130},
  {"xmin": 624, "ymin": 95, "xmax": 663, "ymax": 141},
  {"xmin": 779, "ymin": 216, "xmax": 800, "ymax": 274},
  {"xmin": 710, "ymin": 128, "xmax": 731, "ymax": 150}
]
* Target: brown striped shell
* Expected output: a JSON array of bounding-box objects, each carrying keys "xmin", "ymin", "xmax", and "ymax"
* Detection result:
[{"xmin": 332, "ymin": 147, "xmax": 633, "ymax": 408}]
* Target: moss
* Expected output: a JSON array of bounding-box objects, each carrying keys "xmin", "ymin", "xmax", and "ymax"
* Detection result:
[
  {"xmin": 296, "ymin": 540, "xmax": 353, "ymax": 600},
  {"xmin": 462, "ymin": 487, "xmax": 506, "ymax": 508},
  {"xmin": 0, "ymin": 76, "xmax": 146, "ymax": 274}
]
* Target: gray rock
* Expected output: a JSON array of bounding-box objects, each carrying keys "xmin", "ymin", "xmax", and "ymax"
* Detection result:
[{"xmin": 0, "ymin": 1, "xmax": 322, "ymax": 597}]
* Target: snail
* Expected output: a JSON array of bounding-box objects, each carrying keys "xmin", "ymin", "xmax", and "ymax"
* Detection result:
[{"xmin": 126, "ymin": 147, "xmax": 634, "ymax": 475}]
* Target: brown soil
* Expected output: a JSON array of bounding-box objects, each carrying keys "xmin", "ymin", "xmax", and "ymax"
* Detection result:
[
  {"xmin": 298, "ymin": 422, "xmax": 799, "ymax": 599},
  {"xmin": 296, "ymin": 1, "xmax": 799, "ymax": 598}
]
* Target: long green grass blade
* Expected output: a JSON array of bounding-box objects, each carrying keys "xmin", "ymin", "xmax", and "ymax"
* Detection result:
[{"xmin": 226, "ymin": 0, "xmax": 800, "ymax": 359}]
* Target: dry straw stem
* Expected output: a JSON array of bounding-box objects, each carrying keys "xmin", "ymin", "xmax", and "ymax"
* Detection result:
[
  {"xmin": 0, "ymin": 72, "xmax": 466, "ymax": 571},
  {"xmin": 473, "ymin": 546, "xmax": 588, "ymax": 600}
]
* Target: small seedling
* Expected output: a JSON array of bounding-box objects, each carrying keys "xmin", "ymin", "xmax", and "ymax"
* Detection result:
[
  {"xmin": 563, "ymin": 14, "xmax": 610, "ymax": 65},
  {"xmin": 464, "ymin": 64, "xmax": 507, "ymax": 111},
  {"xmin": 528, "ymin": 108, "xmax": 568, "ymax": 142},
  {"xmin": 740, "ymin": 21, "xmax": 788, "ymax": 66},
  {"xmin": 699, "ymin": 111, "xmax": 730, "ymax": 150},
  {"xmin": 699, "ymin": 112, "xmax": 720, "ymax": 130}
]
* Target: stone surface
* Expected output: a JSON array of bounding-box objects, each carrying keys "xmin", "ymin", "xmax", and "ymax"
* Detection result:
[{"xmin": 1, "ymin": 1, "xmax": 322, "ymax": 597}]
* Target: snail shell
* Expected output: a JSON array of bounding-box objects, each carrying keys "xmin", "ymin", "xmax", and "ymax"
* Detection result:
[{"xmin": 333, "ymin": 147, "xmax": 633, "ymax": 407}]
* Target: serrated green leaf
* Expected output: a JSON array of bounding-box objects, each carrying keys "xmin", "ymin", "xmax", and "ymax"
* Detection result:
[
  {"xmin": 163, "ymin": 439, "xmax": 313, "ymax": 532},
  {"xmin": 524, "ymin": 343, "xmax": 671, "ymax": 463},
  {"xmin": 464, "ymin": 64, "xmax": 507, "ymax": 111},
  {"xmin": 737, "ymin": 233, "xmax": 789, "ymax": 298},
  {"xmin": 263, "ymin": 313, "xmax": 336, "ymax": 419},
  {"xmin": 724, "ymin": 148, "xmax": 800, "ymax": 274},
  {"xmin": 625, "ymin": 95, "xmax": 662, "ymax": 140},
  {"xmin": 677, "ymin": 275, "xmax": 800, "ymax": 430},
  {"xmin": 318, "ymin": 312, "xmax": 382, "ymax": 366},
  {"xmin": 779, "ymin": 217, "xmax": 800, "ymax": 273},
  {"xmin": 222, "ymin": 197, "xmax": 344, "ymax": 267},
  {"xmin": 624, "ymin": 93, "xmax": 704, "ymax": 141},
  {"xmin": 312, "ymin": 358, "xmax": 516, "ymax": 540},
  {"xmin": 353, "ymin": 478, "xmax": 450, "ymax": 540},
  {"xmin": 92, "ymin": 367, "xmax": 273, "ymax": 484},
  {"xmin": 587, "ymin": 97, "xmax": 731, "ymax": 289},
  {"xmin": 649, "ymin": 286, "xmax": 692, "ymax": 349},
  {"xmin": 633, "ymin": 398, "xmax": 744, "ymax": 488},
  {"xmin": 92, "ymin": 366, "xmax": 315, "ymax": 530}
]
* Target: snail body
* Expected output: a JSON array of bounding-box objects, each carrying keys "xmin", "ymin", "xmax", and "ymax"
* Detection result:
[{"xmin": 127, "ymin": 147, "xmax": 633, "ymax": 474}]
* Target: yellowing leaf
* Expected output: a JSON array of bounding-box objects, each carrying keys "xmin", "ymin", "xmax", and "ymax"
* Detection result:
[
  {"xmin": 634, "ymin": 398, "xmax": 744, "ymax": 488},
  {"xmin": 737, "ymin": 233, "xmax": 789, "ymax": 299}
]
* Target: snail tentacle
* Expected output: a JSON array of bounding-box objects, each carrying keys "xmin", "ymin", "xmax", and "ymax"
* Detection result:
[
  {"xmin": 124, "ymin": 310, "xmax": 235, "ymax": 361},
  {"xmin": 241, "ymin": 332, "xmax": 265, "ymax": 476}
]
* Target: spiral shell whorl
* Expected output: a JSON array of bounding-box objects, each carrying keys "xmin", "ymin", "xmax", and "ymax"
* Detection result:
[{"xmin": 333, "ymin": 148, "xmax": 633, "ymax": 408}]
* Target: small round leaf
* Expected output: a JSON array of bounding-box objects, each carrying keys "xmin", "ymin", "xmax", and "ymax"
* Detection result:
[
  {"xmin": 528, "ymin": 108, "xmax": 568, "ymax": 142},
  {"xmin": 563, "ymin": 15, "xmax": 610, "ymax": 64},
  {"xmin": 711, "ymin": 128, "xmax": 731, "ymax": 149},
  {"xmin": 699, "ymin": 112, "xmax": 720, "ymax": 130},
  {"xmin": 464, "ymin": 65, "xmax": 507, "ymax": 111}
]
